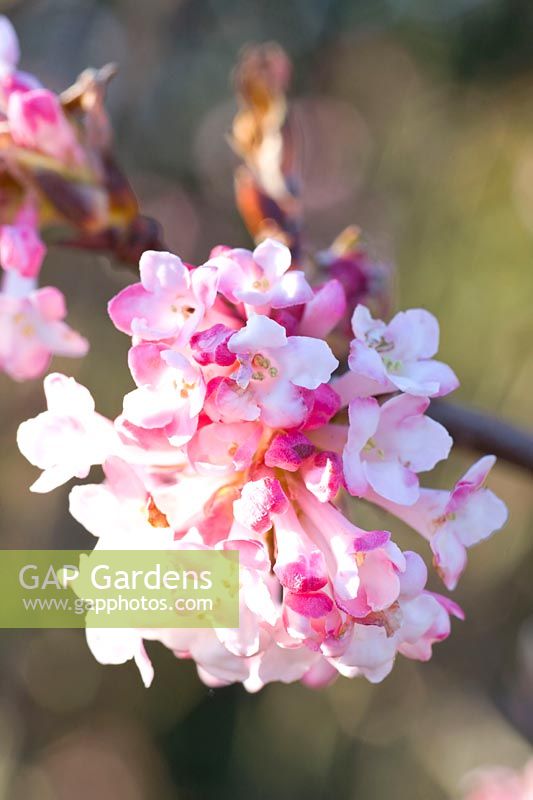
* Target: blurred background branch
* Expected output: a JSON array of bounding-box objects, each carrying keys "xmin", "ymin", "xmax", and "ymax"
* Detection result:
[{"xmin": 428, "ymin": 400, "xmax": 533, "ymax": 474}]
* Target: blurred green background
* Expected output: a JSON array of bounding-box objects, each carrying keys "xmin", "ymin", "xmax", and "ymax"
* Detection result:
[{"xmin": 1, "ymin": 0, "xmax": 533, "ymax": 797}]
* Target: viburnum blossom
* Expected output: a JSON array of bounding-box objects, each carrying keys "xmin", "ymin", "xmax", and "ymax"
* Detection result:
[
  {"xmin": 18, "ymin": 238, "xmax": 507, "ymax": 691},
  {"xmin": 333, "ymin": 305, "xmax": 460, "ymax": 402},
  {"xmin": 0, "ymin": 270, "xmax": 88, "ymax": 381},
  {"xmin": 0, "ymin": 18, "xmax": 88, "ymax": 381}
]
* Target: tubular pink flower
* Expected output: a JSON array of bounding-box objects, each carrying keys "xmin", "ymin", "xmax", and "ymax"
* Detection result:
[
  {"xmin": 366, "ymin": 456, "xmax": 508, "ymax": 589},
  {"xmin": 343, "ymin": 393, "xmax": 452, "ymax": 505},
  {"xmin": 333, "ymin": 304, "xmax": 459, "ymax": 402},
  {"xmin": 108, "ymin": 250, "xmax": 218, "ymax": 344},
  {"xmin": 17, "ymin": 373, "xmax": 117, "ymax": 492},
  {"xmin": 123, "ymin": 344, "xmax": 205, "ymax": 446},
  {"xmin": 233, "ymin": 476, "xmax": 289, "ymax": 534},
  {"xmin": 300, "ymin": 451, "xmax": 343, "ymax": 502},
  {"xmin": 0, "ymin": 205, "xmax": 46, "ymax": 278},
  {"xmin": 0, "ymin": 271, "xmax": 88, "ymax": 380},
  {"xmin": 272, "ymin": 503, "xmax": 328, "ymax": 592},
  {"xmin": 86, "ymin": 628, "xmax": 154, "ymax": 688},
  {"xmin": 187, "ymin": 421, "xmax": 262, "ymax": 474},
  {"xmin": 298, "ymin": 279, "xmax": 347, "ymax": 338},
  {"xmin": 264, "ymin": 430, "xmax": 315, "ymax": 471},
  {"xmin": 226, "ymin": 314, "xmax": 339, "ymax": 428}
]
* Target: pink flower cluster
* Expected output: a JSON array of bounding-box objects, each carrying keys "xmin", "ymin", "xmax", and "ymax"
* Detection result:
[
  {"xmin": 462, "ymin": 761, "xmax": 533, "ymax": 800},
  {"xmin": 0, "ymin": 16, "xmax": 87, "ymax": 380},
  {"xmin": 18, "ymin": 239, "xmax": 507, "ymax": 690}
]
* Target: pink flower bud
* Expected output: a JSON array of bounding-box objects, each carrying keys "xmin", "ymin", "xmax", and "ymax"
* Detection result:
[
  {"xmin": 7, "ymin": 88, "xmax": 84, "ymax": 165},
  {"xmin": 264, "ymin": 431, "xmax": 315, "ymax": 472},
  {"xmin": 233, "ymin": 476, "xmax": 289, "ymax": 534}
]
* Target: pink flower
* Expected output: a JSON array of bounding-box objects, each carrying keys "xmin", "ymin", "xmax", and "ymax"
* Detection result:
[
  {"xmin": 108, "ymin": 250, "xmax": 218, "ymax": 344},
  {"xmin": 86, "ymin": 628, "xmax": 154, "ymax": 688},
  {"xmin": 0, "ymin": 273, "xmax": 88, "ymax": 381},
  {"xmin": 187, "ymin": 421, "xmax": 262, "ymax": 475},
  {"xmin": 123, "ymin": 343, "xmax": 205, "ymax": 447},
  {"xmin": 334, "ymin": 305, "xmax": 459, "ymax": 402},
  {"xmin": 7, "ymin": 88, "xmax": 85, "ymax": 165},
  {"xmin": 0, "ymin": 205, "xmax": 46, "ymax": 278},
  {"xmin": 233, "ymin": 476, "xmax": 289, "ymax": 534},
  {"xmin": 190, "ymin": 323, "xmax": 235, "ymax": 366},
  {"xmin": 215, "ymin": 538, "xmax": 278, "ymax": 657},
  {"xmin": 264, "ymin": 430, "xmax": 316, "ymax": 471},
  {"xmin": 343, "ymin": 394, "xmax": 452, "ymax": 505},
  {"xmin": 295, "ymin": 485, "xmax": 403, "ymax": 618},
  {"xmin": 298, "ymin": 279, "xmax": 346, "ymax": 338},
  {"xmin": 300, "ymin": 451, "xmax": 343, "ymax": 502},
  {"xmin": 272, "ymin": 503, "xmax": 329, "ymax": 592},
  {"xmin": 206, "ymin": 238, "xmax": 313, "ymax": 310},
  {"xmin": 17, "ymin": 373, "xmax": 117, "ymax": 492},
  {"xmin": 368, "ymin": 456, "xmax": 508, "ymax": 589},
  {"xmin": 223, "ymin": 314, "xmax": 339, "ymax": 428},
  {"xmin": 462, "ymin": 761, "xmax": 533, "ymax": 800},
  {"xmin": 69, "ymin": 457, "xmax": 173, "ymax": 544}
]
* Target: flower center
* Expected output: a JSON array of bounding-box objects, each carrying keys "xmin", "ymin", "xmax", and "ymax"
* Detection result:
[
  {"xmin": 251, "ymin": 352, "xmax": 278, "ymax": 381},
  {"xmin": 362, "ymin": 437, "xmax": 385, "ymax": 458},
  {"xmin": 170, "ymin": 303, "xmax": 195, "ymax": 317},
  {"xmin": 367, "ymin": 331, "xmax": 393, "ymax": 353},
  {"xmin": 252, "ymin": 277, "xmax": 270, "ymax": 292}
]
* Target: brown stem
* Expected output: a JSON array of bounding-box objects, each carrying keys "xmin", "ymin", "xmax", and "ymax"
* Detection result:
[
  {"xmin": 428, "ymin": 399, "xmax": 533, "ymax": 473},
  {"xmin": 56, "ymin": 215, "xmax": 167, "ymax": 269}
]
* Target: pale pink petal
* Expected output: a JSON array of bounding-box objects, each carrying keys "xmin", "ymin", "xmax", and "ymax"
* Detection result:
[
  {"xmin": 122, "ymin": 388, "xmax": 175, "ymax": 429},
  {"xmin": 364, "ymin": 459, "xmax": 419, "ymax": 505},
  {"xmin": 377, "ymin": 393, "xmax": 452, "ymax": 472},
  {"xmin": 203, "ymin": 377, "xmax": 260, "ymax": 423},
  {"xmin": 398, "ymin": 551, "xmax": 428, "ymax": 598},
  {"xmin": 351, "ymin": 304, "xmax": 384, "ymax": 339},
  {"xmin": 128, "ymin": 342, "xmax": 167, "ymax": 387},
  {"xmin": 139, "ymin": 250, "xmax": 189, "ymax": 293},
  {"xmin": 347, "ymin": 339, "xmax": 390, "ymax": 386},
  {"xmin": 277, "ymin": 336, "xmax": 338, "ymax": 389},
  {"xmin": 430, "ymin": 529, "xmax": 467, "ymax": 591},
  {"xmin": 43, "ymin": 373, "xmax": 95, "ymax": 415},
  {"xmin": 391, "ymin": 359, "xmax": 459, "ymax": 397},
  {"xmin": 228, "ymin": 314, "xmax": 287, "ymax": 353},
  {"xmin": 256, "ymin": 379, "xmax": 307, "ymax": 428},
  {"xmin": 343, "ymin": 398, "xmax": 380, "ymax": 497},
  {"xmin": 387, "ymin": 308, "xmax": 440, "ymax": 360},
  {"xmin": 191, "ymin": 264, "xmax": 219, "ymax": 308},
  {"xmin": 449, "ymin": 455, "xmax": 496, "ymax": 507},
  {"xmin": 253, "ymin": 238, "xmax": 291, "ymax": 280},
  {"xmin": 268, "ymin": 270, "xmax": 313, "ymax": 308},
  {"xmin": 298, "ymin": 279, "xmax": 346, "ymax": 337}
]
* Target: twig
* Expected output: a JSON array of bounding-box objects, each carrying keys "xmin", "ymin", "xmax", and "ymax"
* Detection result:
[{"xmin": 428, "ymin": 399, "xmax": 533, "ymax": 474}]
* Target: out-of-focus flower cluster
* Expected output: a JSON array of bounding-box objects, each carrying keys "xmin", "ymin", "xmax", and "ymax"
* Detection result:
[
  {"xmin": 462, "ymin": 761, "xmax": 533, "ymax": 800},
  {"xmin": 18, "ymin": 237, "xmax": 507, "ymax": 691},
  {"xmin": 0, "ymin": 16, "xmax": 161, "ymax": 381}
]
